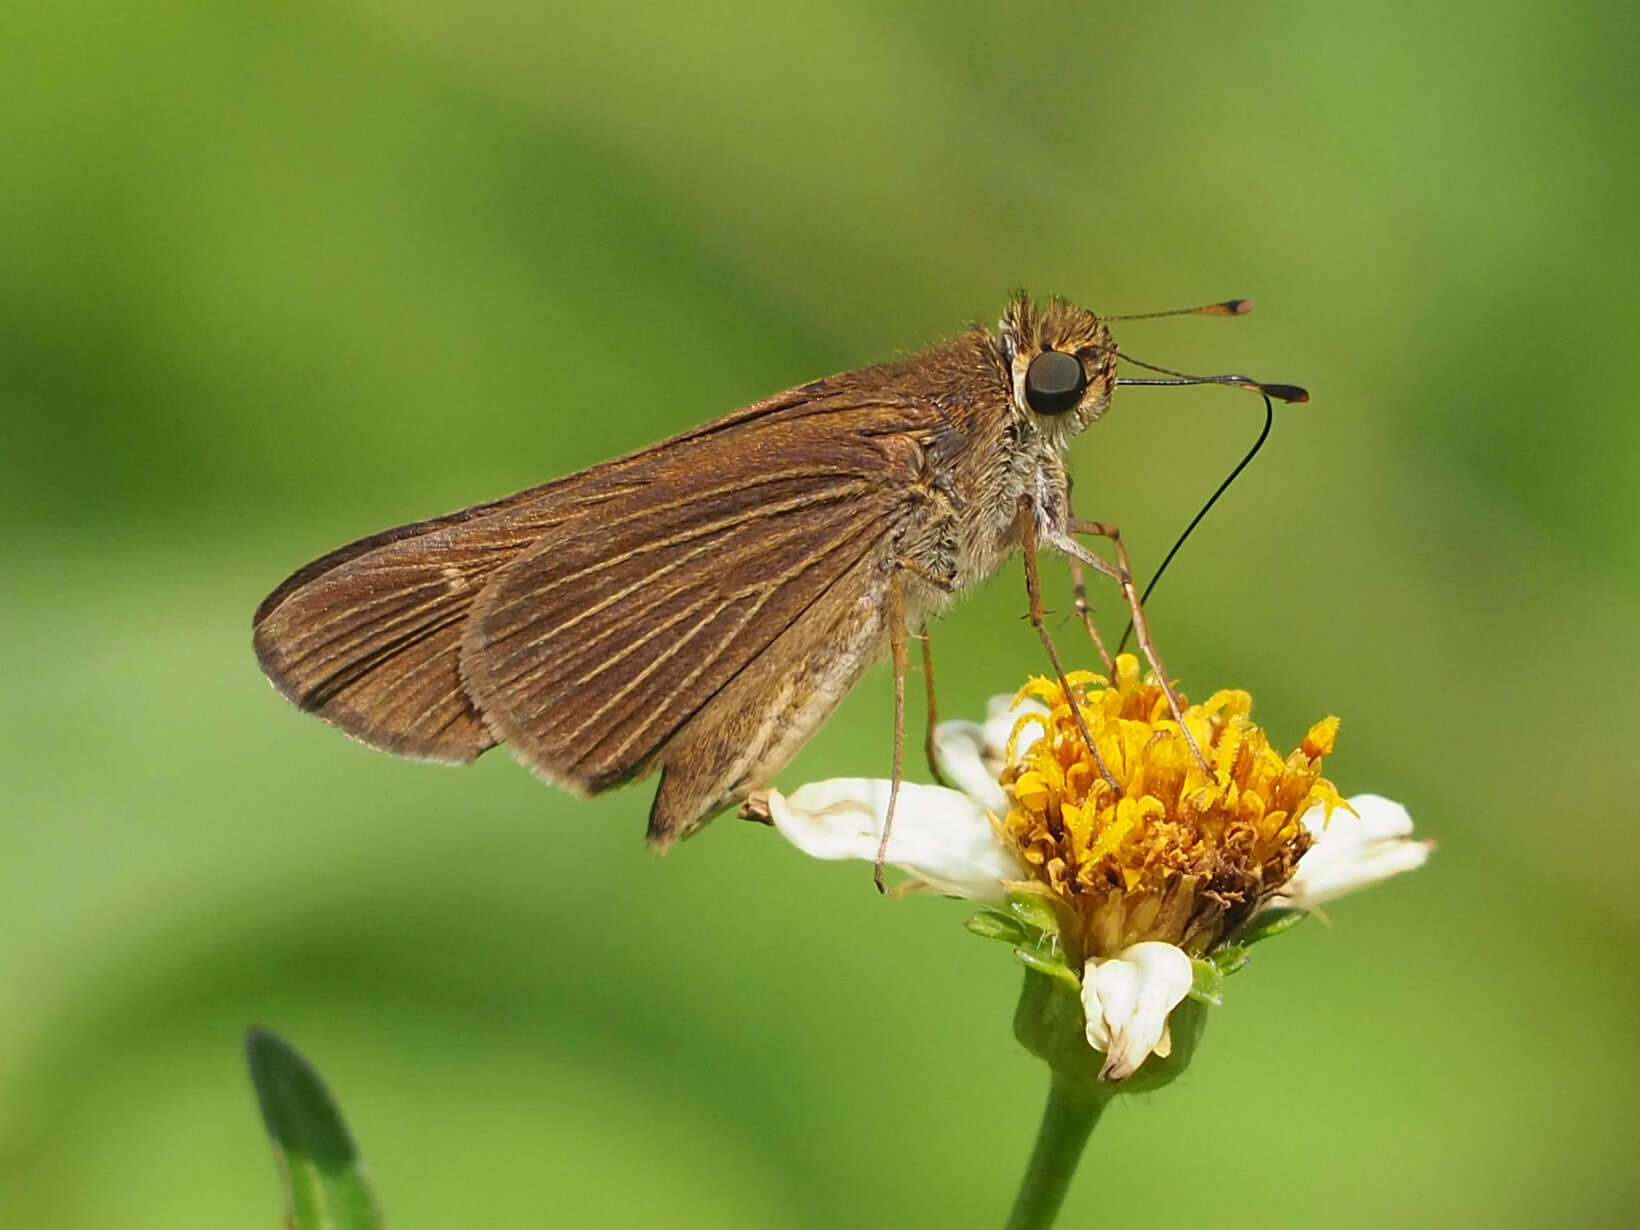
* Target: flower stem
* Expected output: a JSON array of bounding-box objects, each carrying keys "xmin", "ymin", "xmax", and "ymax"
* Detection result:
[{"xmin": 1003, "ymin": 1071, "xmax": 1109, "ymax": 1230}]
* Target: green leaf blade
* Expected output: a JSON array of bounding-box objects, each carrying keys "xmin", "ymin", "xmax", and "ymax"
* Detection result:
[{"xmin": 246, "ymin": 1027, "xmax": 384, "ymax": 1230}]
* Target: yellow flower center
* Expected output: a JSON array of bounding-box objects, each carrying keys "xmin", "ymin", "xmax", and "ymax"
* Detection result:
[{"xmin": 1001, "ymin": 654, "xmax": 1344, "ymax": 959}]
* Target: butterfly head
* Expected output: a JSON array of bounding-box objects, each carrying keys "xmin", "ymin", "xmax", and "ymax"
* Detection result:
[{"xmin": 997, "ymin": 294, "xmax": 1120, "ymax": 447}]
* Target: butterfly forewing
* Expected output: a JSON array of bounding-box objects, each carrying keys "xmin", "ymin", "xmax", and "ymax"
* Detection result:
[
  {"xmin": 251, "ymin": 486, "xmax": 577, "ymax": 762},
  {"xmin": 254, "ymin": 385, "xmax": 952, "ymax": 836}
]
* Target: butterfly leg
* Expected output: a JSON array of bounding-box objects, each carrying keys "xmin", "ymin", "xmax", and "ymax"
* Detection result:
[
  {"xmin": 919, "ymin": 625, "xmax": 951, "ymax": 788},
  {"xmin": 1054, "ymin": 517, "xmax": 1212, "ymax": 775},
  {"xmin": 1016, "ymin": 497, "xmax": 1121, "ymax": 792},
  {"xmin": 1063, "ymin": 481, "xmax": 1115, "ymax": 676},
  {"xmin": 875, "ymin": 561, "xmax": 959, "ymax": 891},
  {"xmin": 874, "ymin": 569, "xmax": 912, "ymax": 892}
]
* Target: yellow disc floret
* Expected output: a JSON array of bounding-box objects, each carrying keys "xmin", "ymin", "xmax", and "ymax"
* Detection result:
[{"xmin": 1001, "ymin": 655, "xmax": 1344, "ymax": 959}]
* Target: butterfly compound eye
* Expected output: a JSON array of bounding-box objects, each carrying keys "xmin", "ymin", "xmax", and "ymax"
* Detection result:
[{"xmin": 1024, "ymin": 350, "xmax": 1087, "ymax": 415}]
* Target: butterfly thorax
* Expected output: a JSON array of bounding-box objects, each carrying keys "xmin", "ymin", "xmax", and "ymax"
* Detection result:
[{"xmin": 864, "ymin": 301, "xmax": 1118, "ymax": 623}]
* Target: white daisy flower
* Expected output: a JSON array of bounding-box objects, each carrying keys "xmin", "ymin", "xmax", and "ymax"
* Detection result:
[{"xmin": 754, "ymin": 655, "xmax": 1430, "ymax": 1084}]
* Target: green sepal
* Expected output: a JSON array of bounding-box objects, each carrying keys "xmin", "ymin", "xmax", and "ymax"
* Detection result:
[
  {"xmin": 1235, "ymin": 907, "xmax": 1309, "ymax": 947},
  {"xmin": 965, "ymin": 909, "xmax": 1029, "ymax": 944},
  {"xmin": 1005, "ymin": 885, "xmax": 1065, "ymax": 938},
  {"xmin": 1011, "ymin": 943, "xmax": 1082, "ymax": 994},
  {"xmin": 1012, "ymin": 968, "xmax": 1208, "ymax": 1097},
  {"xmin": 1188, "ymin": 941, "xmax": 1256, "ymax": 1003},
  {"xmin": 1188, "ymin": 957, "xmax": 1226, "ymax": 1006},
  {"xmin": 246, "ymin": 1026, "xmax": 384, "ymax": 1230}
]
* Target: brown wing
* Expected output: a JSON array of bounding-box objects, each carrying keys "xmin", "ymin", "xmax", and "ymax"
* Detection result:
[
  {"xmin": 253, "ymin": 384, "xmax": 955, "ymax": 788},
  {"xmin": 252, "ymin": 485, "xmax": 576, "ymax": 762}
]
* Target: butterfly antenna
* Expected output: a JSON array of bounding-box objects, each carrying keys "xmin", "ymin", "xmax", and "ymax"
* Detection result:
[
  {"xmin": 1114, "ymin": 349, "xmax": 1309, "ymax": 403},
  {"xmin": 1081, "ymin": 329, "xmax": 1309, "ymax": 402},
  {"xmin": 1100, "ymin": 298, "xmax": 1253, "ymax": 322}
]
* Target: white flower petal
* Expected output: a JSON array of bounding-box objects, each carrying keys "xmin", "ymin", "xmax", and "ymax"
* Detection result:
[
  {"xmin": 938, "ymin": 695, "xmax": 1049, "ymax": 820},
  {"xmin": 1275, "ymin": 793, "xmax": 1432, "ymax": 911},
  {"xmin": 765, "ymin": 778, "xmax": 1026, "ymax": 902},
  {"xmin": 931, "ymin": 720, "xmax": 1008, "ymax": 814},
  {"xmin": 1080, "ymin": 942, "xmax": 1194, "ymax": 1082},
  {"xmin": 932, "ymin": 693, "xmax": 1050, "ymax": 814},
  {"xmin": 981, "ymin": 692, "xmax": 1050, "ymax": 769}
]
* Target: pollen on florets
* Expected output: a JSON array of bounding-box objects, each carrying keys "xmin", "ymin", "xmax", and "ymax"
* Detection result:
[{"xmin": 1000, "ymin": 655, "xmax": 1343, "ymax": 960}]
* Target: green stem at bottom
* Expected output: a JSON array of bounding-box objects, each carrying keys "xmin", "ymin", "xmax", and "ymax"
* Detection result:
[{"xmin": 1003, "ymin": 1072, "xmax": 1110, "ymax": 1230}]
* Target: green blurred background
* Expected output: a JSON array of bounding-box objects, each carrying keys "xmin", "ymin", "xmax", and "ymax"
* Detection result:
[{"xmin": 5, "ymin": 1, "xmax": 1637, "ymax": 1225}]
